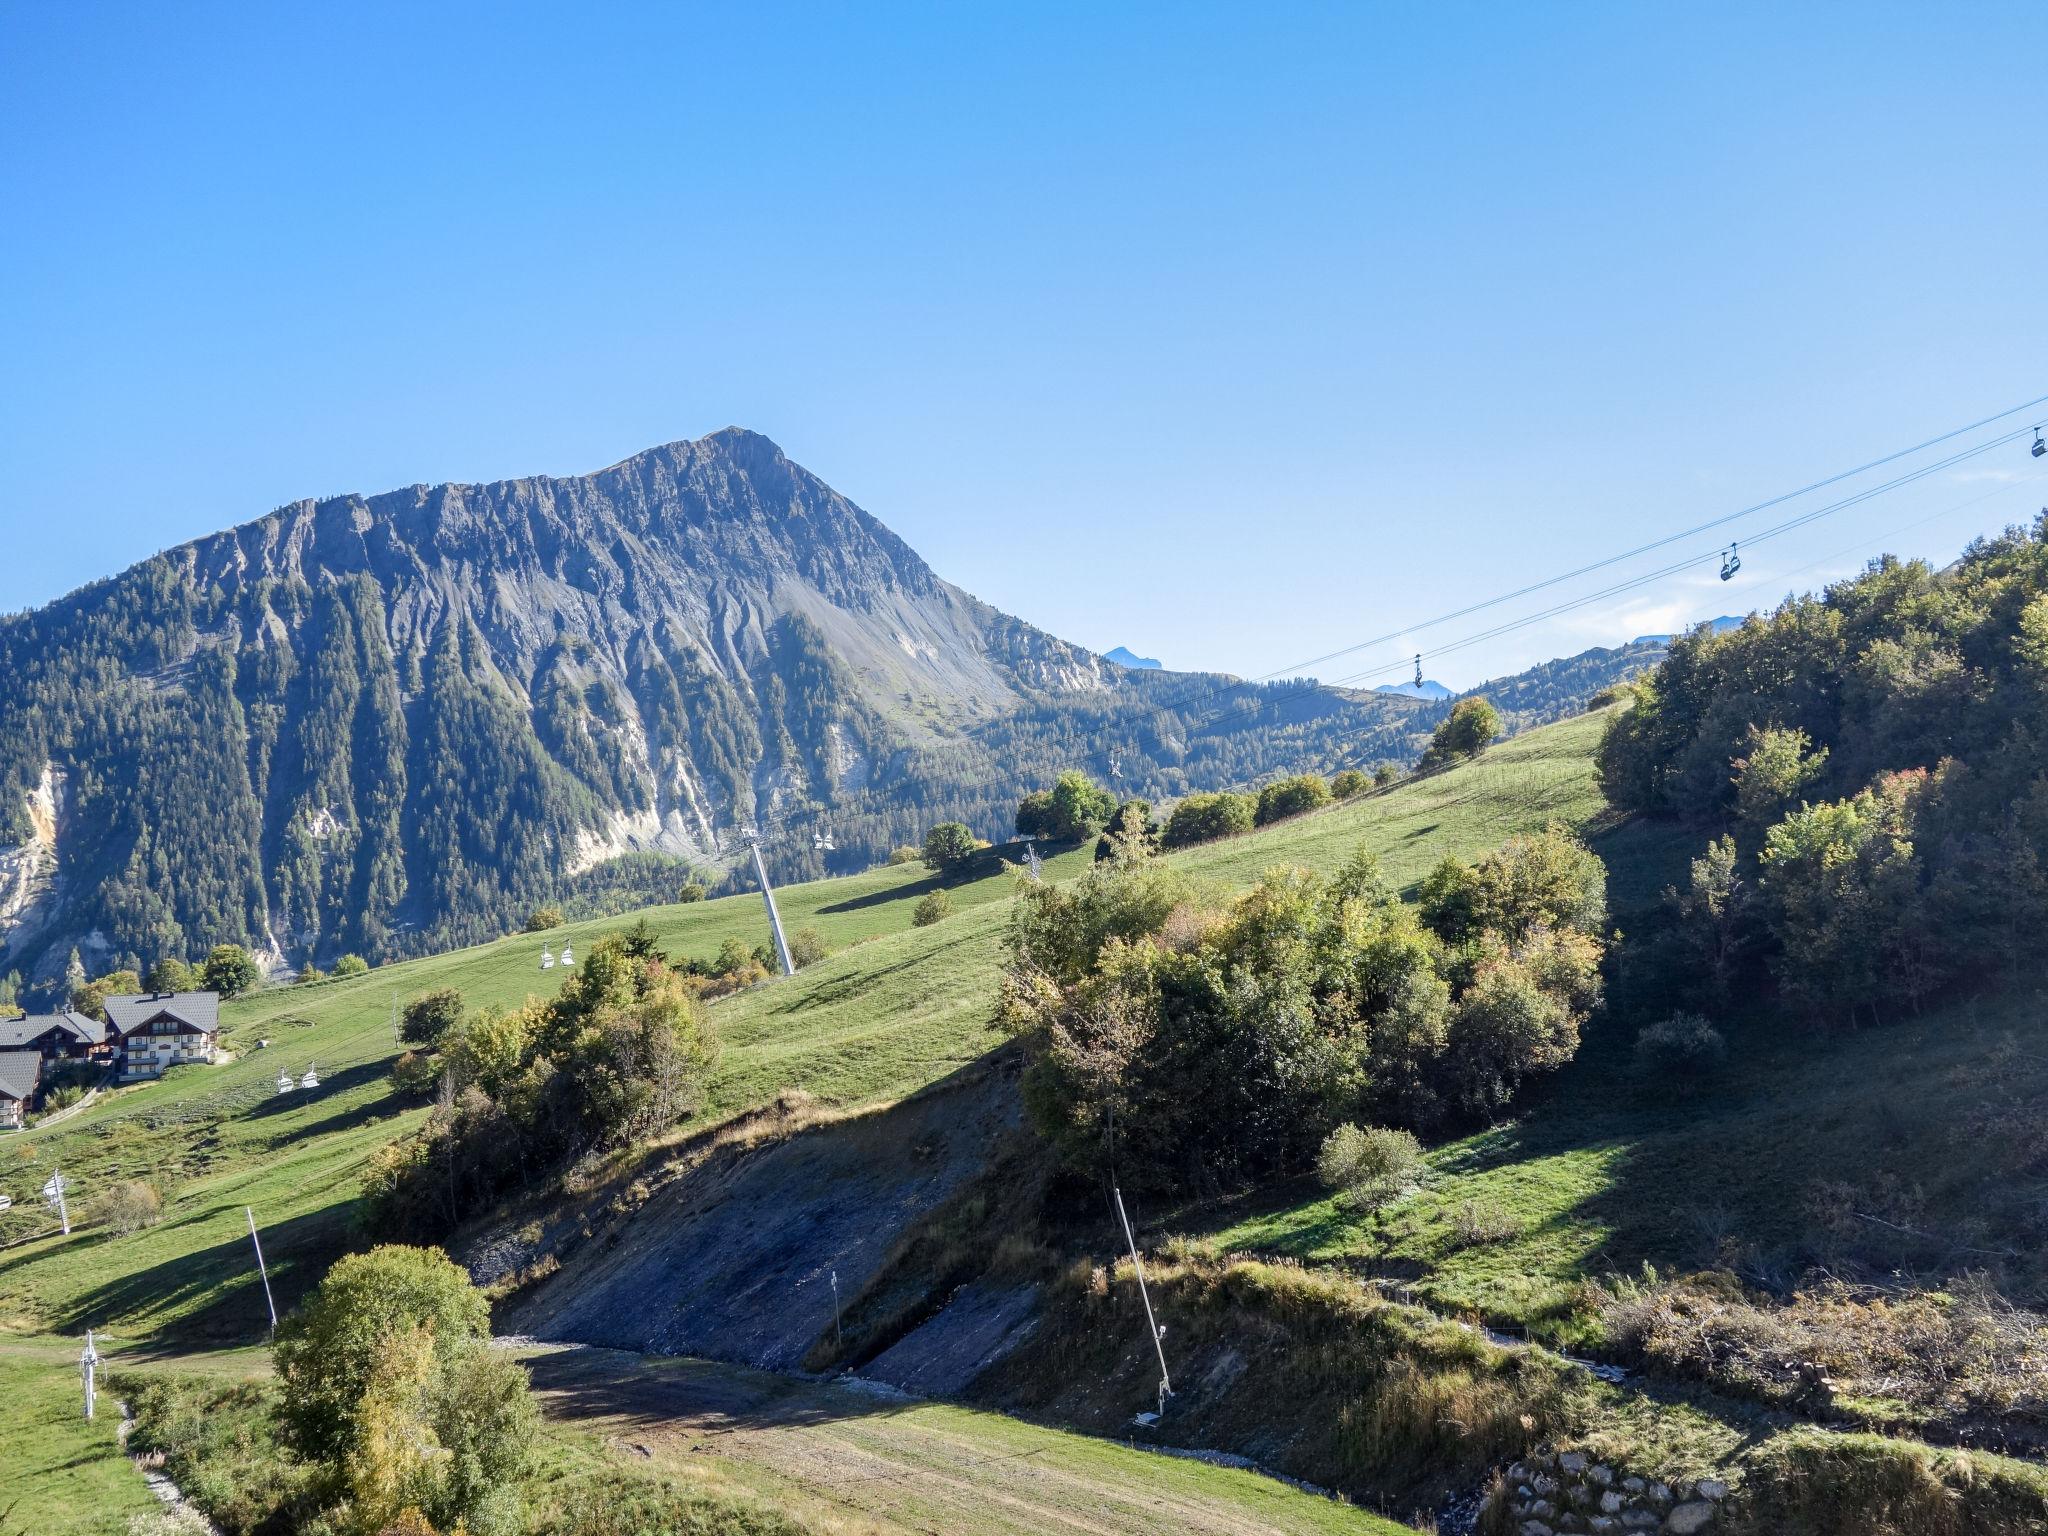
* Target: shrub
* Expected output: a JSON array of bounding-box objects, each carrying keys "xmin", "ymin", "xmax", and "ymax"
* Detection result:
[
  {"xmin": 712, "ymin": 936, "xmax": 755, "ymax": 977},
  {"xmin": 913, "ymin": 890, "xmax": 953, "ymax": 927},
  {"xmin": 199, "ymin": 945, "xmax": 262, "ymax": 999},
  {"xmin": 88, "ymin": 1179, "xmax": 164, "ymax": 1234},
  {"xmin": 294, "ymin": 962, "xmax": 321, "ymax": 985},
  {"xmin": 787, "ymin": 929, "xmax": 828, "ymax": 969},
  {"xmin": 1017, "ymin": 771, "xmax": 1118, "ymax": 840},
  {"xmin": 887, "ymin": 845, "xmax": 922, "ymax": 866},
  {"xmin": 331, "ymin": 953, "xmax": 370, "ymax": 977},
  {"xmin": 391, "ymin": 1049, "xmax": 442, "ymax": 1096},
  {"xmin": 1634, "ymin": 1012, "xmax": 1727, "ymax": 1089},
  {"xmin": 1331, "ymin": 768, "xmax": 1368, "ymax": 799},
  {"xmin": 677, "ymin": 883, "xmax": 705, "ymax": 903},
  {"xmin": 144, "ymin": 957, "xmax": 193, "ymax": 993},
  {"xmin": 1160, "ymin": 791, "xmax": 1256, "ymax": 848},
  {"xmin": 1317, "ymin": 1124, "xmax": 1423, "ymax": 1210},
  {"xmin": 921, "ymin": 821, "xmax": 979, "ymax": 876},
  {"xmin": 1373, "ymin": 762, "xmax": 1397, "ymax": 788},
  {"xmin": 1256, "ymin": 774, "xmax": 1332, "ymax": 825},
  {"xmin": 1420, "ymin": 696, "xmax": 1501, "ymax": 769},
  {"xmin": 274, "ymin": 1245, "xmax": 492, "ymax": 1463},
  {"xmin": 399, "ymin": 988, "xmax": 465, "ymax": 1048},
  {"xmin": 525, "ymin": 906, "xmax": 564, "ymax": 932}
]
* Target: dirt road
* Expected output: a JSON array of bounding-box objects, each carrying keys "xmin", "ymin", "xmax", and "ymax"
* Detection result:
[{"xmin": 519, "ymin": 1343, "xmax": 1409, "ymax": 1536}]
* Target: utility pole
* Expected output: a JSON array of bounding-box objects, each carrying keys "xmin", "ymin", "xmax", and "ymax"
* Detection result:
[
  {"xmin": 1023, "ymin": 836, "xmax": 1043, "ymax": 883},
  {"xmin": 1113, "ymin": 1185, "xmax": 1172, "ymax": 1418},
  {"xmin": 246, "ymin": 1206, "xmax": 278, "ymax": 1336},
  {"xmin": 79, "ymin": 1330, "xmax": 98, "ymax": 1420},
  {"xmin": 829, "ymin": 1268, "xmax": 844, "ymax": 1347},
  {"xmin": 743, "ymin": 828, "xmax": 796, "ymax": 978}
]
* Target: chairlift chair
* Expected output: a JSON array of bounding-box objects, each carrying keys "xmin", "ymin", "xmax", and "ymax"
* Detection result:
[
  {"xmin": 299, "ymin": 1063, "xmax": 319, "ymax": 1090},
  {"xmin": 2034, "ymin": 428, "xmax": 2046, "ymax": 459},
  {"xmin": 559, "ymin": 942, "xmax": 574, "ymax": 967},
  {"xmin": 540, "ymin": 947, "xmax": 555, "ymax": 970},
  {"xmin": 276, "ymin": 1069, "xmax": 295, "ymax": 1095},
  {"xmin": 1720, "ymin": 543, "xmax": 1742, "ymax": 581},
  {"xmin": 1413, "ymin": 654, "xmax": 1423, "ymax": 689}
]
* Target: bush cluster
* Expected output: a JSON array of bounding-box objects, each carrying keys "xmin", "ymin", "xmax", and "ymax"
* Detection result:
[
  {"xmin": 1000, "ymin": 826, "xmax": 1605, "ymax": 1192},
  {"xmin": 1601, "ymin": 525, "xmax": 2048, "ymax": 1025},
  {"xmin": 364, "ymin": 934, "xmax": 715, "ymax": 1239}
]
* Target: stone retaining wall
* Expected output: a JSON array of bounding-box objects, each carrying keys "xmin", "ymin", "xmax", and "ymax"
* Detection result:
[{"xmin": 1496, "ymin": 1449, "xmax": 1729, "ymax": 1535}]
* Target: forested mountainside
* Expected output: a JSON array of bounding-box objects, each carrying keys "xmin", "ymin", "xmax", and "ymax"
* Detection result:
[{"xmin": 0, "ymin": 429, "xmax": 1660, "ymax": 988}]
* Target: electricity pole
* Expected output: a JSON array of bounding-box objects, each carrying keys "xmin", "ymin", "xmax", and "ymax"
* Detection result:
[{"xmin": 743, "ymin": 829, "xmax": 796, "ymax": 978}]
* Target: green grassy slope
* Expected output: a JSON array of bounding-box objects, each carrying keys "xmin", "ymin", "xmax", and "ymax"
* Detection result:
[
  {"xmin": 0, "ymin": 712, "xmax": 1616, "ymax": 1533},
  {"xmin": 1197, "ymin": 982, "xmax": 2048, "ymax": 1338},
  {"xmin": 0, "ymin": 1338, "xmax": 163, "ymax": 1536}
]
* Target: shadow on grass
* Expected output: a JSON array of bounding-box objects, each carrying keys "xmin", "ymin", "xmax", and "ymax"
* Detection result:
[
  {"xmin": 239, "ymin": 1058, "xmax": 396, "ymax": 1131},
  {"xmin": 29, "ymin": 1203, "xmax": 354, "ymax": 1346},
  {"xmin": 814, "ymin": 840, "xmax": 1065, "ymax": 917}
]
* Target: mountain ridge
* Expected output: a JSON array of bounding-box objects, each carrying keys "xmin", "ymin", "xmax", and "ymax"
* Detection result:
[{"xmin": 0, "ymin": 430, "xmax": 1661, "ymax": 992}]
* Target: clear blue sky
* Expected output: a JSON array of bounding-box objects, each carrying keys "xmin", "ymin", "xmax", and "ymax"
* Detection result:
[{"xmin": 5, "ymin": 2, "xmax": 2045, "ymax": 687}]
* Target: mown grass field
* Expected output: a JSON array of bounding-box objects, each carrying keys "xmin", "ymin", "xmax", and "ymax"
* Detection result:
[{"xmin": 520, "ymin": 1344, "xmax": 1408, "ymax": 1536}]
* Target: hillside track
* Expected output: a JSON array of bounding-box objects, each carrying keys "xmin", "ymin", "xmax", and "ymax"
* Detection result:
[{"xmin": 517, "ymin": 1342, "xmax": 1408, "ymax": 1536}]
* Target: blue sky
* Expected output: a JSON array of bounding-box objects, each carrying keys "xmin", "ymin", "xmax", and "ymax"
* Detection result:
[{"xmin": 5, "ymin": 2, "xmax": 2044, "ymax": 687}]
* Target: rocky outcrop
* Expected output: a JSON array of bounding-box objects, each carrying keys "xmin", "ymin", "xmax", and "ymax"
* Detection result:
[{"xmin": 0, "ymin": 763, "xmax": 64, "ymax": 954}]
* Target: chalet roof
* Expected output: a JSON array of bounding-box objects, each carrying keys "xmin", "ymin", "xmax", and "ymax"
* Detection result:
[
  {"xmin": 0, "ymin": 1011, "xmax": 105, "ymax": 1049},
  {"xmin": 103, "ymin": 992, "xmax": 221, "ymax": 1037},
  {"xmin": 0, "ymin": 1050, "xmax": 41, "ymax": 1102}
]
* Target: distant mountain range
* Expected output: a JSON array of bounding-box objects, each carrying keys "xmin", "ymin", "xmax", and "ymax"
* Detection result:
[
  {"xmin": 1373, "ymin": 679, "xmax": 1454, "ymax": 701},
  {"xmin": 1103, "ymin": 646, "xmax": 1162, "ymax": 670},
  {"xmin": 0, "ymin": 430, "xmax": 1667, "ymax": 990}
]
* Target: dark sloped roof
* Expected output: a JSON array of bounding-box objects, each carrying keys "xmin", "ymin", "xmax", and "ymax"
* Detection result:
[
  {"xmin": 0, "ymin": 1011, "xmax": 104, "ymax": 1049},
  {"xmin": 0, "ymin": 1050, "xmax": 41, "ymax": 1101},
  {"xmin": 103, "ymin": 992, "xmax": 221, "ymax": 1036}
]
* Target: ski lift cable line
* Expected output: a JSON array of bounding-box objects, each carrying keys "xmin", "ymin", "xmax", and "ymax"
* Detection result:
[
  {"xmin": 1310, "ymin": 475, "xmax": 2048, "ymax": 785},
  {"xmin": 1128, "ymin": 393, "xmax": 2048, "ymax": 721},
  {"xmin": 1175, "ymin": 423, "xmax": 2043, "ymax": 719},
  {"xmin": 1206, "ymin": 424, "xmax": 2042, "ymax": 735}
]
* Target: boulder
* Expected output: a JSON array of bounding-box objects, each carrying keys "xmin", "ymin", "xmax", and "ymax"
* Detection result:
[
  {"xmin": 1665, "ymin": 1503, "xmax": 1715, "ymax": 1535},
  {"xmin": 1695, "ymin": 1479, "xmax": 1728, "ymax": 1501},
  {"xmin": 1599, "ymin": 1492, "xmax": 1626, "ymax": 1515},
  {"xmin": 1622, "ymin": 1476, "xmax": 1647, "ymax": 1494},
  {"xmin": 1521, "ymin": 1523, "xmax": 1555, "ymax": 1536},
  {"xmin": 1590, "ymin": 1465, "xmax": 1615, "ymax": 1487},
  {"xmin": 1559, "ymin": 1451, "xmax": 1590, "ymax": 1474}
]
